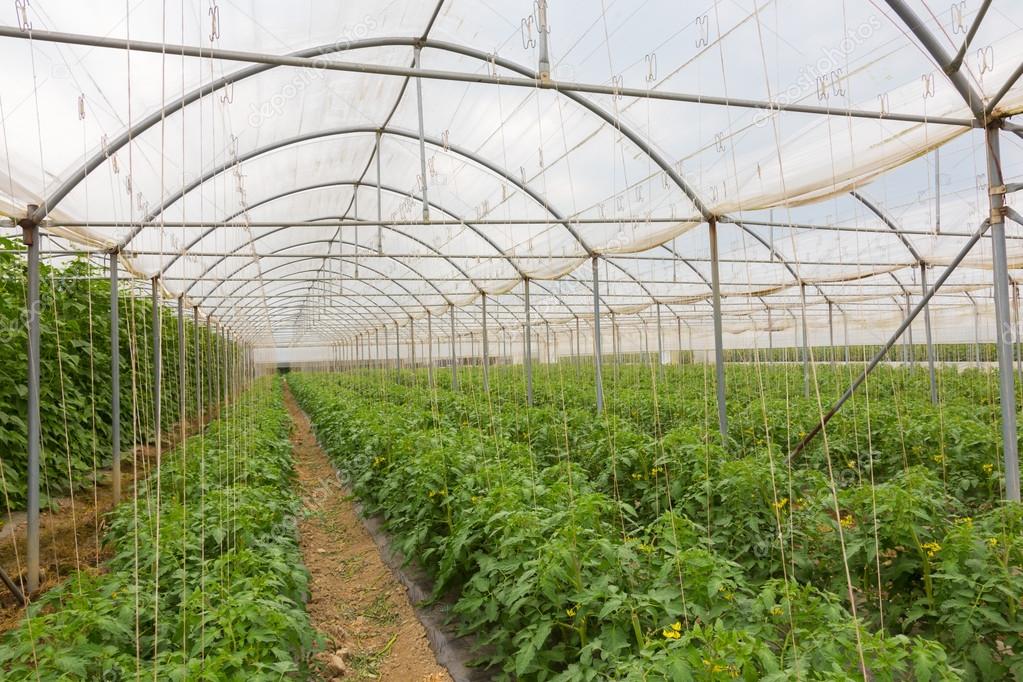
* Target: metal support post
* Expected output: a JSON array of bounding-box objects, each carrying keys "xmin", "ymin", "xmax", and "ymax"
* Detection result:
[
  {"xmin": 789, "ymin": 216, "xmax": 991, "ymax": 462},
  {"xmin": 906, "ymin": 293, "xmax": 916, "ymax": 368},
  {"xmin": 592, "ymin": 257, "xmax": 604, "ymax": 414},
  {"xmin": 413, "ymin": 47, "xmax": 430, "ymax": 221},
  {"xmin": 987, "ymin": 125, "xmax": 1019, "ymax": 501},
  {"xmin": 922, "ymin": 264, "xmax": 938, "ymax": 403},
  {"xmin": 708, "ymin": 219, "xmax": 727, "ymax": 438},
  {"xmin": 800, "ymin": 283, "xmax": 810, "ymax": 397},
  {"xmin": 109, "ymin": 252, "xmax": 121, "ymax": 505},
  {"xmin": 828, "ymin": 301, "xmax": 835, "ymax": 369},
  {"xmin": 152, "ymin": 277, "xmax": 162, "ymax": 476},
  {"xmin": 21, "ymin": 206, "xmax": 41, "ymax": 594},
  {"xmin": 450, "ymin": 305, "xmax": 459, "ymax": 390},
  {"xmin": 656, "ymin": 303, "xmax": 664, "ymax": 380},
  {"xmin": 427, "ymin": 311, "xmax": 434, "ymax": 387},
  {"xmin": 481, "ymin": 294, "xmax": 490, "ymax": 392},
  {"xmin": 177, "ymin": 297, "xmax": 186, "ymax": 441},
  {"xmin": 524, "ymin": 281, "xmax": 533, "ymax": 404},
  {"xmin": 395, "ymin": 321, "xmax": 401, "ymax": 373}
]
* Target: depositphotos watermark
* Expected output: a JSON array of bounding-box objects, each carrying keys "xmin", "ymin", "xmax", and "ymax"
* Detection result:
[
  {"xmin": 753, "ymin": 15, "xmax": 881, "ymax": 127},
  {"xmin": 246, "ymin": 15, "xmax": 380, "ymax": 129}
]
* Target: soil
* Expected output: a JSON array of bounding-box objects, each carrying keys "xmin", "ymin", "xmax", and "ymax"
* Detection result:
[
  {"xmin": 0, "ymin": 413, "xmax": 209, "ymax": 634},
  {"xmin": 283, "ymin": 385, "xmax": 452, "ymax": 682}
]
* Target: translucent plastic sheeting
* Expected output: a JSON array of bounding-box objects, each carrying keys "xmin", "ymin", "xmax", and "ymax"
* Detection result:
[{"xmin": 0, "ymin": 0, "xmax": 1021, "ymax": 352}]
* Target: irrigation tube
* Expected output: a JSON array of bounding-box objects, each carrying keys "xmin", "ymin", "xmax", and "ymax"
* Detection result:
[{"xmin": 789, "ymin": 217, "xmax": 991, "ymax": 464}]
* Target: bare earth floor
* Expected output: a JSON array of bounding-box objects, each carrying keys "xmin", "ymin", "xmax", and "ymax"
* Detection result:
[{"xmin": 284, "ymin": 385, "xmax": 452, "ymax": 682}]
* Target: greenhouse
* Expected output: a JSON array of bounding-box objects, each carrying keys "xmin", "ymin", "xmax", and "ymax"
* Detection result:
[{"xmin": 0, "ymin": 0, "xmax": 1022, "ymax": 678}]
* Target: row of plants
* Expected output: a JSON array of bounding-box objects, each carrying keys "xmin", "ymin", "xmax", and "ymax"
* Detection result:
[
  {"xmin": 0, "ymin": 377, "xmax": 318, "ymax": 679},
  {"xmin": 0, "ymin": 239, "xmax": 238, "ymax": 509},
  {"xmin": 292, "ymin": 369, "xmax": 1021, "ymax": 680}
]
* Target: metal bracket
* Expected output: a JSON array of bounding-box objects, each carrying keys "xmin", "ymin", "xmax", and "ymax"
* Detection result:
[{"xmin": 18, "ymin": 204, "xmax": 39, "ymax": 245}]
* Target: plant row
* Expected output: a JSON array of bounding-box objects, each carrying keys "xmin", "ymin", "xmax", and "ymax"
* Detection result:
[
  {"xmin": 292, "ymin": 371, "xmax": 1021, "ymax": 680},
  {"xmin": 0, "ymin": 377, "xmax": 318, "ymax": 679},
  {"xmin": 0, "ymin": 241, "xmax": 238, "ymax": 509}
]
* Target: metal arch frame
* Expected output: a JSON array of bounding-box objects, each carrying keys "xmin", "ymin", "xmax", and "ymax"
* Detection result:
[
  {"xmin": 217, "ymin": 263, "xmax": 537, "ymax": 339},
  {"xmin": 159, "ymin": 180, "xmax": 522, "ymax": 283},
  {"xmin": 180, "ymin": 211, "xmax": 577, "ymax": 328},
  {"xmin": 123, "ymin": 126, "xmax": 593, "ymax": 255},
  {"xmin": 205, "ymin": 246, "xmax": 536, "ymax": 341},
  {"xmin": 137, "ymin": 127, "xmax": 640, "ymax": 314},
  {"xmin": 163, "ymin": 181, "xmax": 588, "ymax": 317},
  {"xmin": 32, "ymin": 34, "xmax": 811, "ymax": 295},
  {"xmin": 209, "ymin": 257, "xmax": 607, "ymax": 341},
  {"xmin": 13, "ymin": 28, "xmax": 1003, "ymax": 348},
  {"xmin": 203, "ymin": 243, "xmax": 453, "ymax": 326},
  {"xmin": 849, "ymin": 190, "xmax": 922, "ymax": 263},
  {"xmin": 167, "ymin": 179, "xmax": 681, "ymax": 327},
  {"xmin": 881, "ymin": 0, "xmax": 986, "ymax": 121}
]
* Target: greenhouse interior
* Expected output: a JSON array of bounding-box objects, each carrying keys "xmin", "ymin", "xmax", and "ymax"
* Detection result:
[{"xmin": 0, "ymin": 0, "xmax": 1022, "ymax": 679}]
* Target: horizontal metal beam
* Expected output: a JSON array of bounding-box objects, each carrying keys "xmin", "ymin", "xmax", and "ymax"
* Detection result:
[
  {"xmin": 40, "ymin": 217, "xmax": 1022, "ymax": 241},
  {"xmin": 0, "ymin": 25, "xmax": 979, "ymax": 128}
]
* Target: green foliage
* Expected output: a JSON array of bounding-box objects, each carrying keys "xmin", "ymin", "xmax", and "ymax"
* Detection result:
[
  {"xmin": 0, "ymin": 378, "xmax": 318, "ymax": 678},
  {"xmin": 0, "ymin": 239, "xmax": 236, "ymax": 509},
  {"xmin": 291, "ymin": 363, "xmax": 1016, "ymax": 680}
]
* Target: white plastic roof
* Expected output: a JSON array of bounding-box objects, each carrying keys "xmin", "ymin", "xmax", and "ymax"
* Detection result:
[{"xmin": 0, "ymin": 0, "xmax": 1021, "ymax": 354}]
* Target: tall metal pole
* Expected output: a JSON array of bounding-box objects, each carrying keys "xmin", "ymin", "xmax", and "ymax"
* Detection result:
[
  {"xmin": 592, "ymin": 256, "xmax": 604, "ymax": 414},
  {"xmin": 655, "ymin": 303, "xmax": 664, "ymax": 380},
  {"xmin": 524, "ymin": 280, "xmax": 533, "ymax": 405},
  {"xmin": 427, "ymin": 311, "xmax": 434, "ymax": 387},
  {"xmin": 827, "ymin": 301, "xmax": 835, "ymax": 369},
  {"xmin": 394, "ymin": 321, "xmax": 401, "ymax": 374},
  {"xmin": 790, "ymin": 216, "xmax": 992, "ymax": 461},
  {"xmin": 800, "ymin": 283, "xmax": 810, "ymax": 396},
  {"xmin": 152, "ymin": 277, "xmax": 162, "ymax": 478},
  {"xmin": 843, "ymin": 311, "xmax": 850, "ymax": 363},
  {"xmin": 413, "ymin": 46, "xmax": 430, "ymax": 221},
  {"xmin": 906, "ymin": 293, "xmax": 916, "ymax": 368},
  {"xmin": 450, "ymin": 305, "xmax": 459, "ymax": 390},
  {"xmin": 708, "ymin": 219, "xmax": 727, "ymax": 438},
  {"xmin": 177, "ymin": 297, "xmax": 186, "ymax": 441},
  {"xmin": 987, "ymin": 125, "xmax": 1019, "ymax": 501},
  {"xmin": 193, "ymin": 306, "xmax": 201, "ymax": 429},
  {"xmin": 575, "ymin": 316, "xmax": 581, "ymax": 377},
  {"xmin": 611, "ymin": 313, "xmax": 619, "ymax": 380},
  {"xmin": 974, "ymin": 301, "xmax": 981, "ymax": 369},
  {"xmin": 921, "ymin": 264, "xmax": 938, "ymax": 403},
  {"xmin": 676, "ymin": 316, "xmax": 683, "ymax": 364},
  {"xmin": 21, "ymin": 206, "xmax": 41, "ymax": 594},
  {"xmin": 109, "ymin": 252, "xmax": 121, "ymax": 505},
  {"xmin": 545, "ymin": 320, "xmax": 551, "ymax": 365},
  {"xmin": 376, "ymin": 132, "xmax": 384, "ymax": 254},
  {"xmin": 481, "ymin": 294, "xmax": 490, "ymax": 392},
  {"xmin": 409, "ymin": 316, "xmax": 416, "ymax": 370}
]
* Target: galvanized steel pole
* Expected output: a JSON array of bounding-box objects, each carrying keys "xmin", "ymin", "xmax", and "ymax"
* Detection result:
[
  {"xmin": 21, "ymin": 207, "xmax": 41, "ymax": 593},
  {"xmin": 922, "ymin": 264, "xmax": 938, "ymax": 403},
  {"xmin": 987, "ymin": 125, "xmax": 1019, "ymax": 501},
  {"xmin": 481, "ymin": 294, "xmax": 490, "ymax": 392},
  {"xmin": 708, "ymin": 219, "xmax": 727, "ymax": 438},
  {"xmin": 524, "ymin": 280, "xmax": 533, "ymax": 405},
  {"xmin": 450, "ymin": 305, "xmax": 458, "ymax": 390},
  {"xmin": 592, "ymin": 257, "xmax": 604, "ymax": 414},
  {"xmin": 110, "ymin": 252, "xmax": 121, "ymax": 505}
]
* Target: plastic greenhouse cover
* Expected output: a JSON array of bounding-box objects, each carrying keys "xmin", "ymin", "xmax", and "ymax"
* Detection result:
[{"xmin": 0, "ymin": 0, "xmax": 1020, "ymax": 354}]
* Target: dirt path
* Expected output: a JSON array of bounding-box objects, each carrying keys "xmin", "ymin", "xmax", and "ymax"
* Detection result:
[{"xmin": 283, "ymin": 386, "xmax": 452, "ymax": 682}]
